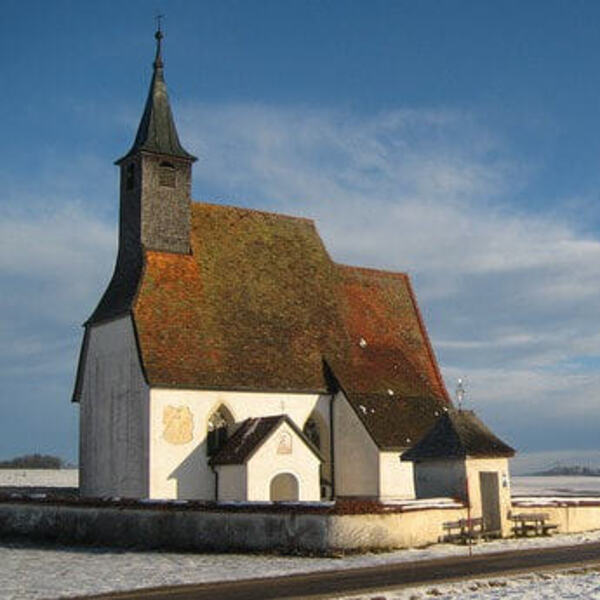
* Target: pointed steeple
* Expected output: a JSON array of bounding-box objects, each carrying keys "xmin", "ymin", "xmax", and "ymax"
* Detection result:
[{"xmin": 117, "ymin": 27, "xmax": 196, "ymax": 163}]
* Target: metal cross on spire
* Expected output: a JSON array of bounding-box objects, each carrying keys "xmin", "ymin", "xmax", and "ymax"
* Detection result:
[
  {"xmin": 156, "ymin": 13, "xmax": 164, "ymax": 34},
  {"xmin": 154, "ymin": 14, "xmax": 164, "ymax": 68}
]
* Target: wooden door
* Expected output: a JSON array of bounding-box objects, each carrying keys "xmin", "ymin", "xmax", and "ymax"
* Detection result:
[
  {"xmin": 270, "ymin": 473, "xmax": 299, "ymax": 501},
  {"xmin": 479, "ymin": 471, "xmax": 501, "ymax": 533}
]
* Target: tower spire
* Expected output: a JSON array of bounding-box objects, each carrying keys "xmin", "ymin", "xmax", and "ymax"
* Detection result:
[{"xmin": 116, "ymin": 26, "xmax": 196, "ymax": 164}]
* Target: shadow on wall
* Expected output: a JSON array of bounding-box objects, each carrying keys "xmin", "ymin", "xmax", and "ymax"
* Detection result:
[
  {"xmin": 168, "ymin": 442, "xmax": 212, "ymax": 500},
  {"xmin": 412, "ymin": 463, "xmax": 466, "ymax": 500}
]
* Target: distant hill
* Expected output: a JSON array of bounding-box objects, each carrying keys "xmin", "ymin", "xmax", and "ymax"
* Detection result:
[
  {"xmin": 0, "ymin": 454, "xmax": 65, "ymax": 469},
  {"xmin": 529, "ymin": 465, "xmax": 600, "ymax": 477}
]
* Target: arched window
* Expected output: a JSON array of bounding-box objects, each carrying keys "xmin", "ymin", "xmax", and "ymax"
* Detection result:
[
  {"xmin": 125, "ymin": 163, "xmax": 136, "ymax": 191},
  {"xmin": 303, "ymin": 412, "xmax": 331, "ymax": 500},
  {"xmin": 270, "ymin": 473, "xmax": 299, "ymax": 502},
  {"xmin": 303, "ymin": 417, "xmax": 321, "ymax": 450},
  {"xmin": 159, "ymin": 161, "xmax": 176, "ymax": 188},
  {"xmin": 207, "ymin": 406, "xmax": 233, "ymax": 457}
]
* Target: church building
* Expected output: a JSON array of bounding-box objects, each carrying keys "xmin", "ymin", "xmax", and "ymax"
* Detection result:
[{"xmin": 73, "ymin": 31, "xmax": 513, "ymax": 505}]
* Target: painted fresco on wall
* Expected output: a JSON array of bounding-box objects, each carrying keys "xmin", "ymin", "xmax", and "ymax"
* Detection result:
[
  {"xmin": 162, "ymin": 405, "xmax": 194, "ymax": 445},
  {"xmin": 277, "ymin": 431, "xmax": 292, "ymax": 454}
]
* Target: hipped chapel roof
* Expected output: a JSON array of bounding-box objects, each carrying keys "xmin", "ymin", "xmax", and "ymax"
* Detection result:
[
  {"xmin": 401, "ymin": 409, "xmax": 515, "ymax": 461},
  {"xmin": 77, "ymin": 202, "xmax": 451, "ymax": 449}
]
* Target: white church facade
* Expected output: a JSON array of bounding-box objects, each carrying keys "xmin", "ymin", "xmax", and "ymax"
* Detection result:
[{"xmin": 73, "ymin": 30, "xmax": 514, "ymax": 508}]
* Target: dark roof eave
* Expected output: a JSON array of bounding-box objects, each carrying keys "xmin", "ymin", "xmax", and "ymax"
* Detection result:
[
  {"xmin": 403, "ymin": 450, "xmax": 514, "ymax": 462},
  {"xmin": 114, "ymin": 147, "xmax": 197, "ymax": 166},
  {"xmin": 150, "ymin": 383, "xmax": 331, "ymax": 395}
]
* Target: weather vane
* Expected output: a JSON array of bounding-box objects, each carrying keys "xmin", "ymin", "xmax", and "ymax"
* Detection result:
[{"xmin": 456, "ymin": 378, "xmax": 465, "ymax": 411}]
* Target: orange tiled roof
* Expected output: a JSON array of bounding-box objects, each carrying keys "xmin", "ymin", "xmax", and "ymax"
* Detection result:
[{"xmin": 76, "ymin": 201, "xmax": 451, "ymax": 448}]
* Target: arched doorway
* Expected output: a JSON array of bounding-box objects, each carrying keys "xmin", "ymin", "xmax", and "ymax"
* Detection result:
[{"xmin": 270, "ymin": 473, "xmax": 299, "ymax": 501}]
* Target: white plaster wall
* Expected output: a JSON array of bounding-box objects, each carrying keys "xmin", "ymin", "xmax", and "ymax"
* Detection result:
[
  {"xmin": 328, "ymin": 508, "xmax": 468, "ymax": 550},
  {"xmin": 215, "ymin": 465, "xmax": 246, "ymax": 501},
  {"xmin": 79, "ymin": 317, "xmax": 149, "ymax": 498},
  {"xmin": 333, "ymin": 392, "xmax": 379, "ymax": 498},
  {"xmin": 465, "ymin": 457, "xmax": 512, "ymax": 536},
  {"xmin": 379, "ymin": 452, "xmax": 415, "ymax": 500},
  {"xmin": 149, "ymin": 389, "xmax": 328, "ymax": 499},
  {"xmin": 413, "ymin": 459, "xmax": 467, "ymax": 499},
  {"xmin": 246, "ymin": 421, "xmax": 321, "ymax": 501}
]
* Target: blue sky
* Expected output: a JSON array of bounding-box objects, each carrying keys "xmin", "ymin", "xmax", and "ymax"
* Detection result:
[{"xmin": 3, "ymin": 0, "xmax": 600, "ymax": 473}]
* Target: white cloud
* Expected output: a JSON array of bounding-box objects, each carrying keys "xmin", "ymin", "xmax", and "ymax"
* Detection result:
[
  {"xmin": 0, "ymin": 204, "xmax": 115, "ymax": 325},
  {"xmin": 3, "ymin": 101, "xmax": 600, "ymax": 459},
  {"xmin": 180, "ymin": 102, "xmax": 600, "ymax": 453}
]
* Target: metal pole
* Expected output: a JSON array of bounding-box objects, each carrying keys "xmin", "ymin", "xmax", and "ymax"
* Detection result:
[{"xmin": 466, "ymin": 474, "xmax": 472, "ymax": 558}]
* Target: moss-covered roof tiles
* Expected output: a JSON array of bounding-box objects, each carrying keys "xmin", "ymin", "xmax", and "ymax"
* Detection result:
[
  {"xmin": 134, "ymin": 203, "xmax": 343, "ymax": 391},
  {"xmin": 76, "ymin": 200, "xmax": 451, "ymax": 448}
]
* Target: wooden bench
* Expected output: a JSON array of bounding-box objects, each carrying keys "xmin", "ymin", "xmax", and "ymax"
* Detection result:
[
  {"xmin": 509, "ymin": 512, "xmax": 558, "ymax": 537},
  {"xmin": 442, "ymin": 517, "xmax": 485, "ymax": 544}
]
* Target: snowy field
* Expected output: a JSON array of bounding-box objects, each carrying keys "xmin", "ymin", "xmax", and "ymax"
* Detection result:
[
  {"xmin": 335, "ymin": 568, "xmax": 600, "ymax": 599},
  {"xmin": 2, "ymin": 472, "xmax": 598, "ymax": 496},
  {"xmin": 512, "ymin": 475, "xmax": 600, "ymax": 497},
  {"xmin": 2, "ymin": 474, "xmax": 600, "ymax": 599},
  {"xmin": 0, "ymin": 470, "xmax": 78, "ymax": 488},
  {"xmin": 4, "ymin": 529, "xmax": 600, "ymax": 599}
]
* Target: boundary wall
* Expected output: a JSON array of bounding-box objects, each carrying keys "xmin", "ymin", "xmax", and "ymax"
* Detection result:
[
  {"xmin": 0, "ymin": 498, "xmax": 599, "ymax": 553},
  {"xmin": 512, "ymin": 498, "xmax": 600, "ymax": 535},
  {"xmin": 0, "ymin": 499, "xmax": 464, "ymax": 553}
]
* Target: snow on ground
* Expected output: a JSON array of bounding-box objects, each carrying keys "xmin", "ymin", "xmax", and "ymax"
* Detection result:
[
  {"xmin": 4, "ymin": 529, "xmax": 600, "ymax": 599},
  {"xmin": 333, "ymin": 568, "xmax": 600, "ymax": 599},
  {"xmin": 512, "ymin": 475, "xmax": 600, "ymax": 497},
  {"xmin": 1, "ymin": 475, "xmax": 600, "ymax": 599},
  {"xmin": 0, "ymin": 470, "xmax": 78, "ymax": 488}
]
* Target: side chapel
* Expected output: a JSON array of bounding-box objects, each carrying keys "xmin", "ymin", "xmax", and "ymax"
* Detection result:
[{"xmin": 73, "ymin": 31, "xmax": 514, "ymax": 506}]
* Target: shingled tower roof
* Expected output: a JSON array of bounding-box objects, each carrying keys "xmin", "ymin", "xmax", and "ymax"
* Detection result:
[
  {"xmin": 116, "ymin": 28, "xmax": 196, "ymax": 163},
  {"xmin": 402, "ymin": 409, "xmax": 515, "ymax": 461}
]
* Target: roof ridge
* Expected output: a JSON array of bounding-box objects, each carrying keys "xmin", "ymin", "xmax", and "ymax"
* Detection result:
[
  {"xmin": 192, "ymin": 201, "xmax": 316, "ymax": 224},
  {"xmin": 335, "ymin": 263, "xmax": 409, "ymax": 279}
]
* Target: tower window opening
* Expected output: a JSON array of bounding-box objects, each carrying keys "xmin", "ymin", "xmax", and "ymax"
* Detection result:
[
  {"xmin": 159, "ymin": 161, "xmax": 176, "ymax": 187},
  {"xmin": 125, "ymin": 163, "xmax": 136, "ymax": 191}
]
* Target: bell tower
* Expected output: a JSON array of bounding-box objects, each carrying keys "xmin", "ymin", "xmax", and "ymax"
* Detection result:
[{"xmin": 115, "ymin": 27, "xmax": 197, "ymax": 255}]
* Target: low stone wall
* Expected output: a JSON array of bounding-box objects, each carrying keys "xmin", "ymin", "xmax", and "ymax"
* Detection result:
[
  {"xmin": 329, "ymin": 508, "xmax": 466, "ymax": 550},
  {"xmin": 0, "ymin": 503, "xmax": 327, "ymax": 552},
  {"xmin": 2, "ymin": 497, "xmax": 598, "ymax": 553},
  {"xmin": 0, "ymin": 500, "xmax": 464, "ymax": 553}
]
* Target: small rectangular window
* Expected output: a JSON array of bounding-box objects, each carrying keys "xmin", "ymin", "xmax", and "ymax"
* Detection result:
[{"xmin": 159, "ymin": 162, "xmax": 176, "ymax": 188}]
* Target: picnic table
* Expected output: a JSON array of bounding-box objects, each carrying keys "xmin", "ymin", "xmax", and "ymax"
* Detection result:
[{"xmin": 509, "ymin": 512, "xmax": 558, "ymax": 537}]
